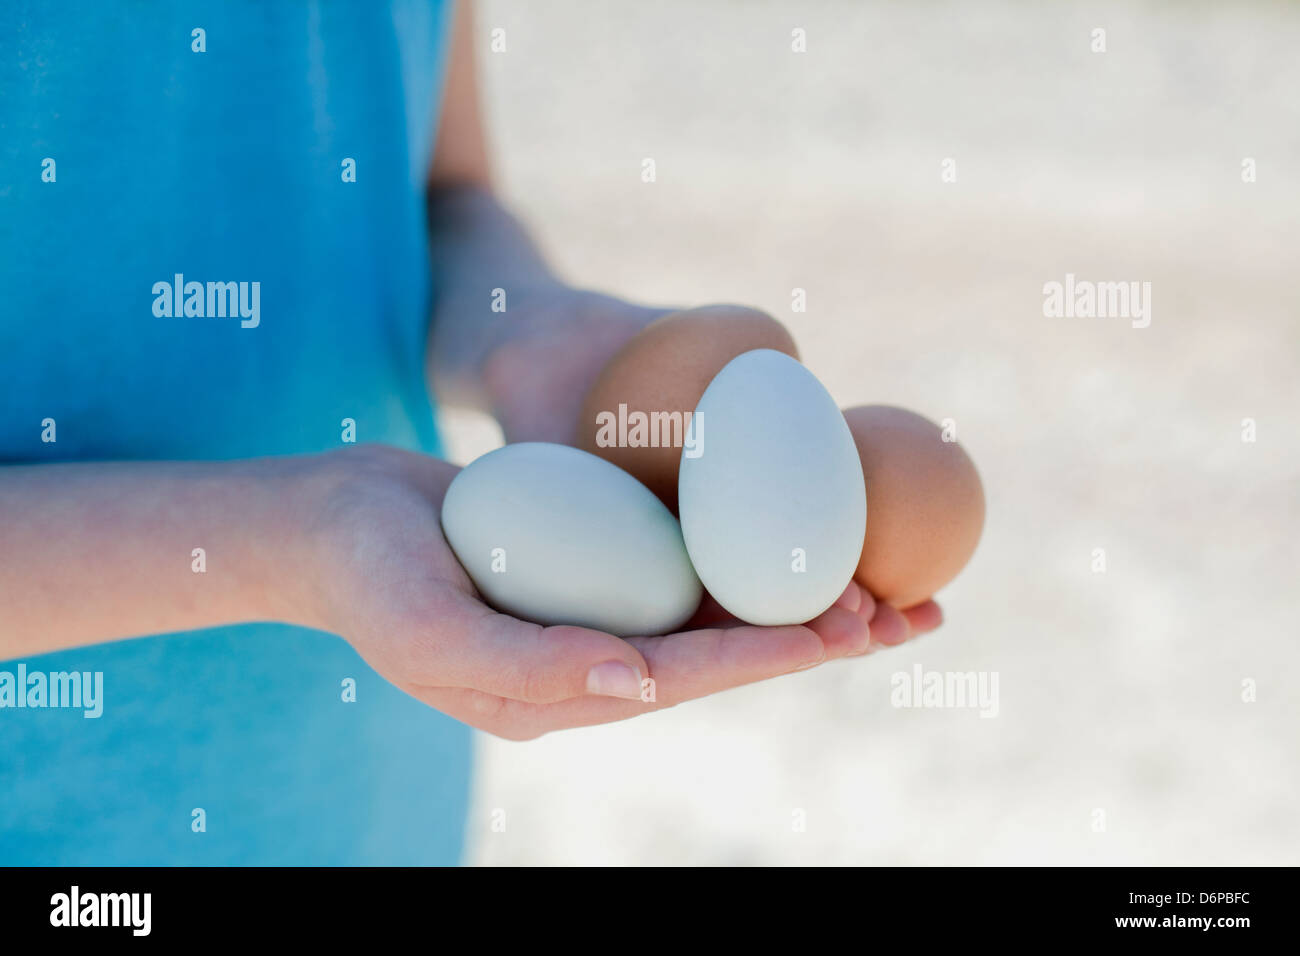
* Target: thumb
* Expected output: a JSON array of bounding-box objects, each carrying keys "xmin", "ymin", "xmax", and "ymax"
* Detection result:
[{"xmin": 425, "ymin": 595, "xmax": 651, "ymax": 703}]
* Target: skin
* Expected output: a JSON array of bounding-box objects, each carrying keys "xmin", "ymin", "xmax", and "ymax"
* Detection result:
[{"xmin": 0, "ymin": 1, "xmax": 941, "ymax": 740}]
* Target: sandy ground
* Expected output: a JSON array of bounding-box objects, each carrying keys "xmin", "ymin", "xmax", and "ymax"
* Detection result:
[{"xmin": 441, "ymin": 0, "xmax": 1300, "ymax": 865}]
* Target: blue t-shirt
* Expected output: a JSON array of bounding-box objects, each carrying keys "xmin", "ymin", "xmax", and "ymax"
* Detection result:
[{"xmin": 0, "ymin": 1, "xmax": 472, "ymax": 864}]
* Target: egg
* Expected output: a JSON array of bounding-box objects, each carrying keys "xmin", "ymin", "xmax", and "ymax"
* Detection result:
[
  {"xmin": 843, "ymin": 405, "xmax": 985, "ymax": 609},
  {"xmin": 441, "ymin": 442, "xmax": 702, "ymax": 636},
  {"xmin": 677, "ymin": 349, "xmax": 867, "ymax": 626},
  {"xmin": 577, "ymin": 305, "xmax": 798, "ymax": 511}
]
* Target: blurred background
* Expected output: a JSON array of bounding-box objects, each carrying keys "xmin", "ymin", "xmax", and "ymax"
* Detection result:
[{"xmin": 441, "ymin": 0, "xmax": 1300, "ymax": 864}]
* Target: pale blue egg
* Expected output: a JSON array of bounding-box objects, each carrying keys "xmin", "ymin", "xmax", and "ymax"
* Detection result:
[
  {"xmin": 442, "ymin": 443, "xmax": 702, "ymax": 636},
  {"xmin": 678, "ymin": 350, "xmax": 866, "ymax": 626}
]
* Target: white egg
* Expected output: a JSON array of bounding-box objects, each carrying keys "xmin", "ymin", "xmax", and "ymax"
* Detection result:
[
  {"xmin": 441, "ymin": 442, "xmax": 702, "ymax": 636},
  {"xmin": 677, "ymin": 349, "xmax": 866, "ymax": 626}
]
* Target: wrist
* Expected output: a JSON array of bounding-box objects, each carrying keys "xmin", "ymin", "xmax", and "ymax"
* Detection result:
[
  {"xmin": 267, "ymin": 445, "xmax": 437, "ymax": 637},
  {"xmin": 237, "ymin": 453, "xmax": 344, "ymax": 633}
]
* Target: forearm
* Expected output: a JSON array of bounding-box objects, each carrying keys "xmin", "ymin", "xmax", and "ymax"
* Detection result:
[
  {"xmin": 425, "ymin": 184, "xmax": 567, "ymax": 407},
  {"xmin": 0, "ymin": 456, "xmax": 328, "ymax": 659}
]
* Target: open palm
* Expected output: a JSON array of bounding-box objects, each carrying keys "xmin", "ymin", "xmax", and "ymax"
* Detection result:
[{"xmin": 307, "ymin": 444, "xmax": 938, "ymax": 739}]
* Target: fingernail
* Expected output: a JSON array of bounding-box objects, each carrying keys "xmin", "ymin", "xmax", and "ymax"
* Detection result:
[
  {"xmin": 833, "ymin": 583, "xmax": 861, "ymax": 614},
  {"xmin": 586, "ymin": 661, "xmax": 645, "ymax": 700}
]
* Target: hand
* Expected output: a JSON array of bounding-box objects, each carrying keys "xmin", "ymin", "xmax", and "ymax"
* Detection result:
[
  {"xmin": 479, "ymin": 287, "xmax": 663, "ymax": 444},
  {"xmin": 688, "ymin": 584, "xmax": 943, "ymax": 653},
  {"xmin": 475, "ymin": 289, "xmax": 946, "ymax": 644},
  {"xmin": 299, "ymin": 445, "xmax": 939, "ymax": 740}
]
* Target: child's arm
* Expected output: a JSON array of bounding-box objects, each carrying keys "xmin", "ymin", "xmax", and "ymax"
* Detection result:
[
  {"xmin": 0, "ymin": 456, "xmax": 322, "ymax": 657},
  {"xmin": 422, "ymin": 1, "xmax": 667, "ymax": 445},
  {"xmin": 0, "ymin": 446, "xmax": 879, "ymax": 738}
]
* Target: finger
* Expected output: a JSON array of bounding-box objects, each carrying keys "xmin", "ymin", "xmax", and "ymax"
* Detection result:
[
  {"xmin": 810, "ymin": 603, "xmax": 872, "ymax": 659},
  {"xmin": 832, "ymin": 581, "xmax": 877, "ymax": 658},
  {"xmin": 682, "ymin": 587, "xmax": 869, "ymax": 661},
  {"xmin": 692, "ymin": 582, "xmax": 870, "ymax": 657},
  {"xmin": 410, "ymin": 595, "xmax": 874, "ymax": 737},
  {"xmin": 404, "ymin": 593, "xmax": 650, "ymax": 704},
  {"xmin": 852, "ymin": 582, "xmax": 876, "ymax": 624},
  {"xmin": 866, "ymin": 602, "xmax": 910, "ymax": 649},
  {"xmin": 532, "ymin": 625, "xmax": 831, "ymax": 733},
  {"xmin": 832, "ymin": 580, "xmax": 861, "ymax": 614},
  {"xmin": 901, "ymin": 600, "xmax": 943, "ymax": 636},
  {"xmin": 479, "ymin": 610, "xmax": 870, "ymax": 736},
  {"xmin": 399, "ymin": 619, "xmax": 827, "ymax": 738},
  {"xmin": 627, "ymin": 622, "xmax": 832, "ymax": 696}
]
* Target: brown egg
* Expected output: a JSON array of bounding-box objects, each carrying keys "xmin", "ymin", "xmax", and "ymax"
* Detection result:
[
  {"xmin": 844, "ymin": 405, "xmax": 985, "ymax": 609},
  {"xmin": 577, "ymin": 305, "xmax": 798, "ymax": 511}
]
